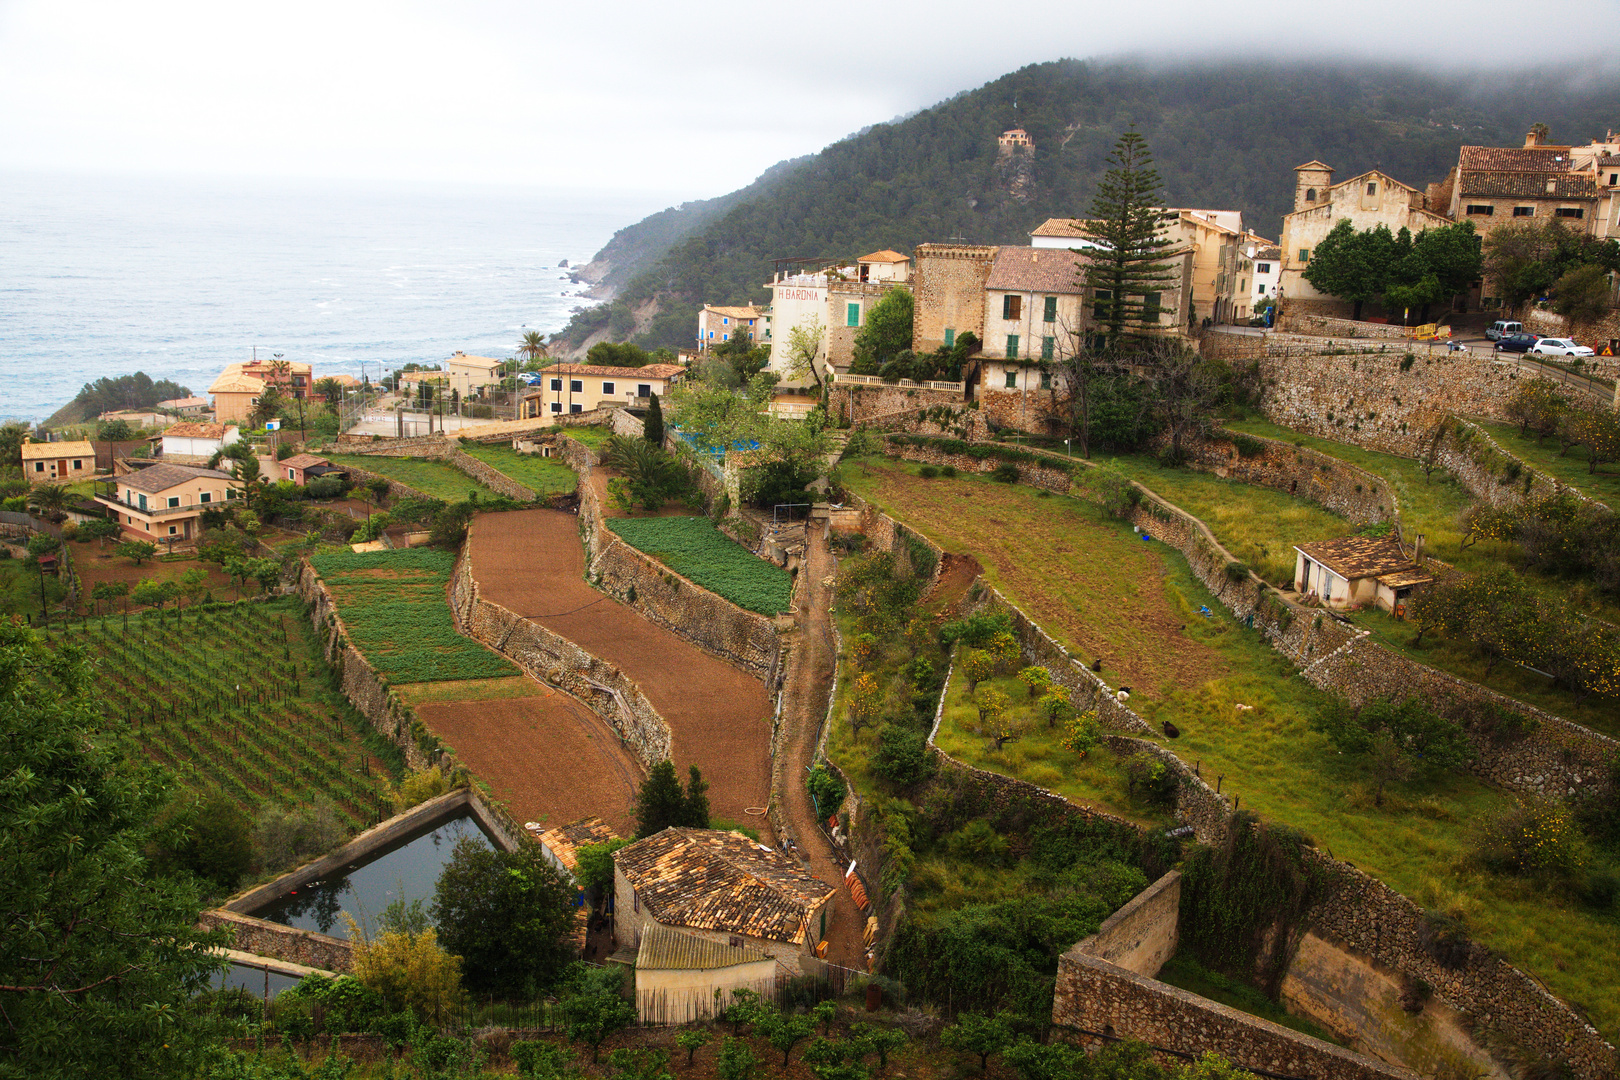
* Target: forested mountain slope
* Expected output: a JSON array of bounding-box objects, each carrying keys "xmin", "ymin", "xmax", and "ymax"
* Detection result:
[{"xmin": 558, "ymin": 58, "xmax": 1620, "ymax": 353}]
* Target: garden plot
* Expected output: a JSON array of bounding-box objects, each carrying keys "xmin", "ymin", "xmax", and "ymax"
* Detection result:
[
  {"xmin": 309, "ymin": 548, "xmax": 518, "ymax": 684},
  {"xmin": 459, "ymin": 444, "xmax": 578, "ymax": 497},
  {"xmin": 36, "ymin": 599, "xmax": 395, "ymax": 832},
  {"xmin": 843, "ymin": 457, "xmax": 1620, "ymax": 1040},
  {"xmin": 606, "ymin": 517, "xmax": 792, "ymax": 615},
  {"xmin": 324, "ymin": 454, "xmax": 500, "ymax": 503}
]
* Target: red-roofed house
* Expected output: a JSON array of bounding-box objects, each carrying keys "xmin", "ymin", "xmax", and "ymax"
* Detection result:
[{"xmin": 519, "ymin": 364, "xmax": 686, "ymax": 421}]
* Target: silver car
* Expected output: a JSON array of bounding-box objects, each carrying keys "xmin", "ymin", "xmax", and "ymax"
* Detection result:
[{"xmin": 1530, "ymin": 338, "xmax": 1595, "ymax": 357}]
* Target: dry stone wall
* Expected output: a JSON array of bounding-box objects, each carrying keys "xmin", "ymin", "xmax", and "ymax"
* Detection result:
[
  {"xmin": 199, "ymin": 911, "xmax": 353, "ymax": 973},
  {"xmin": 1073, "ymin": 870, "xmax": 1181, "ymax": 977},
  {"xmin": 1277, "ymin": 313, "xmax": 1423, "ymax": 340},
  {"xmin": 833, "ymin": 383, "xmax": 964, "ymax": 426},
  {"xmin": 1182, "ymin": 429, "xmax": 1397, "ymax": 525}
]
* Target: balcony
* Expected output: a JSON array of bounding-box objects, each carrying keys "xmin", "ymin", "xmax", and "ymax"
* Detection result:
[{"xmin": 92, "ymin": 482, "xmax": 228, "ymax": 519}]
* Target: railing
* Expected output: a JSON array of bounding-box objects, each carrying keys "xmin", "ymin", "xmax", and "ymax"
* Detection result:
[
  {"xmin": 93, "ymin": 494, "xmax": 223, "ymax": 519},
  {"xmin": 832, "ymin": 373, "xmax": 964, "ymax": 392}
]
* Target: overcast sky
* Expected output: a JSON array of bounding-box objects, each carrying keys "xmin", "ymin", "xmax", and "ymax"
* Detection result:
[{"xmin": 2, "ymin": 0, "xmax": 1616, "ymax": 203}]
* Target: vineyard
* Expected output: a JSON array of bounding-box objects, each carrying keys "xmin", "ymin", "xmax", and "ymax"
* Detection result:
[
  {"xmin": 309, "ymin": 547, "xmax": 518, "ymax": 683},
  {"xmin": 35, "ymin": 599, "xmax": 398, "ymax": 831},
  {"xmin": 605, "ymin": 517, "xmax": 791, "ymax": 615}
]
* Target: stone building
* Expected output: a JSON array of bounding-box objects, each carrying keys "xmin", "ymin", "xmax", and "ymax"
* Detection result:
[
  {"xmin": 697, "ymin": 305, "xmax": 769, "ymax": 353},
  {"xmin": 1277, "ymin": 162, "xmax": 1454, "ymax": 317},
  {"xmin": 909, "ymin": 243, "xmax": 999, "ymax": 355},
  {"xmin": 1430, "ymin": 129, "xmax": 1605, "ymax": 247},
  {"xmin": 20, "ymin": 438, "xmax": 95, "ymax": 484},
  {"xmin": 612, "ymin": 827, "xmax": 835, "ymax": 975},
  {"xmin": 1293, "ymin": 534, "xmax": 1431, "ymax": 615},
  {"xmin": 825, "ymin": 277, "xmax": 911, "ymax": 372}
]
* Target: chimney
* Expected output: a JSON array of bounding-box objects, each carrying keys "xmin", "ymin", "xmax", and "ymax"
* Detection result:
[{"xmin": 1526, "ymin": 129, "xmax": 1542, "ymax": 148}]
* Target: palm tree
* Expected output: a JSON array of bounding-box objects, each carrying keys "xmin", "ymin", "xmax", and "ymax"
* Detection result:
[
  {"xmin": 26, "ymin": 484, "xmax": 70, "ymax": 519},
  {"xmin": 518, "ymin": 331, "xmax": 548, "ymax": 365}
]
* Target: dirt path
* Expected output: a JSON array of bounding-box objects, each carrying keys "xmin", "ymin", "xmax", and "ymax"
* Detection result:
[
  {"xmin": 774, "ymin": 524, "xmax": 866, "ymax": 970},
  {"xmin": 468, "ymin": 510, "xmax": 772, "ymax": 835}
]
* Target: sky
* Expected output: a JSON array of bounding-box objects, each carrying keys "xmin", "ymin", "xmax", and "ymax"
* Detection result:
[{"xmin": 2, "ymin": 0, "xmax": 1618, "ymax": 203}]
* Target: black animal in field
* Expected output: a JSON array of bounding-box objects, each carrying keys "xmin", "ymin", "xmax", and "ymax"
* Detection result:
[{"xmin": 1161, "ymin": 720, "xmax": 1180, "ymax": 739}]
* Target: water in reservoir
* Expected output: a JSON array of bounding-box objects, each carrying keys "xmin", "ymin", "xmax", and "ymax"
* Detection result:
[
  {"xmin": 214, "ymin": 962, "xmax": 303, "ymax": 1000},
  {"xmin": 251, "ymin": 812, "xmax": 495, "ymax": 936}
]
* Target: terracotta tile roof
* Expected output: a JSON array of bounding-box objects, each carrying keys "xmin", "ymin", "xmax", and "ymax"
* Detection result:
[
  {"xmin": 1598, "ymin": 156, "xmax": 1620, "ymax": 168},
  {"xmin": 635, "ymin": 925, "xmax": 770, "ymax": 971},
  {"xmin": 164, "ymin": 422, "xmax": 231, "ymax": 440},
  {"xmin": 1029, "ymin": 218, "xmax": 1093, "ymax": 239},
  {"xmin": 1255, "ymin": 246, "xmax": 1281, "ymax": 261},
  {"xmin": 704, "ymin": 305, "xmax": 767, "ymax": 320},
  {"xmin": 615, "ymin": 828, "xmax": 834, "ymax": 945},
  {"xmin": 209, "ymin": 373, "xmax": 267, "ymax": 394},
  {"xmin": 1459, "ymin": 146, "xmax": 1575, "ymax": 173},
  {"xmin": 858, "ymin": 250, "xmax": 910, "ymax": 263},
  {"xmin": 1294, "ymin": 535, "xmax": 1419, "ymax": 581},
  {"xmin": 281, "ymin": 453, "xmax": 331, "ymax": 470},
  {"xmin": 116, "ymin": 463, "xmax": 238, "ymax": 494},
  {"xmin": 21, "ymin": 440, "xmax": 95, "ymax": 460},
  {"xmin": 984, "ymin": 246, "xmax": 1092, "ymax": 295},
  {"xmin": 534, "ymin": 363, "xmax": 686, "ymax": 380},
  {"xmin": 535, "ymin": 816, "xmax": 619, "ymax": 874},
  {"xmin": 1375, "ymin": 568, "xmax": 1434, "ymax": 589},
  {"xmin": 158, "ymin": 397, "xmax": 211, "ymax": 409},
  {"xmin": 1459, "ymin": 173, "xmax": 1598, "ymax": 199}
]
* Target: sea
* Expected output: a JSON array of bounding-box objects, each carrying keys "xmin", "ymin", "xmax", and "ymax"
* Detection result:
[{"xmin": 0, "ymin": 171, "xmax": 672, "ymax": 422}]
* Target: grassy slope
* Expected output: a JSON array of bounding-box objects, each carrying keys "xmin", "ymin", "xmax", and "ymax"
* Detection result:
[
  {"xmin": 325, "ymin": 455, "xmax": 499, "ymax": 503},
  {"xmin": 1223, "ymin": 418, "xmax": 1620, "ymax": 735},
  {"xmin": 1473, "ymin": 419, "xmax": 1620, "ymax": 509},
  {"xmin": 459, "ymin": 444, "xmax": 578, "ymax": 496},
  {"xmin": 844, "ymin": 457, "xmax": 1620, "ymax": 1039}
]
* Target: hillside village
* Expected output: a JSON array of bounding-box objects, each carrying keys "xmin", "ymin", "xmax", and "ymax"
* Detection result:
[{"xmin": 9, "ymin": 122, "xmax": 1620, "ymax": 1080}]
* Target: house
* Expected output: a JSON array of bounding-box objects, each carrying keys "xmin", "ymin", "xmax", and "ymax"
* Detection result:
[
  {"xmin": 98, "ymin": 410, "xmax": 169, "ymax": 429},
  {"xmin": 1028, "ymin": 218, "xmax": 1108, "ymax": 251},
  {"xmin": 763, "ymin": 268, "xmax": 834, "ymax": 387},
  {"xmin": 855, "ymin": 250, "xmax": 911, "ymax": 284},
  {"xmin": 1293, "ymin": 534, "xmax": 1433, "ymax": 615},
  {"xmin": 998, "ymin": 128, "xmax": 1033, "ymax": 151},
  {"xmin": 632, "ymin": 925, "xmax": 777, "ymax": 1025},
  {"xmin": 443, "ymin": 352, "xmax": 507, "ymax": 399},
  {"xmin": 1165, "ymin": 209, "xmax": 1250, "ymax": 325},
  {"xmin": 533, "ymin": 817, "xmax": 620, "ymax": 883},
  {"xmin": 93, "ymin": 463, "xmax": 243, "ymax": 545},
  {"xmin": 280, "ymin": 453, "xmax": 334, "ymax": 486},
  {"xmin": 1277, "ymin": 162, "xmax": 1455, "ymax": 318},
  {"xmin": 1433, "ymin": 129, "xmax": 1602, "ymax": 244},
  {"xmin": 825, "ymin": 276, "xmax": 912, "ymax": 372},
  {"xmin": 519, "ymin": 364, "xmax": 685, "ymax": 421},
  {"xmin": 697, "ymin": 305, "xmax": 770, "ymax": 353},
  {"xmin": 1245, "ymin": 236, "xmax": 1282, "ymax": 310},
  {"xmin": 160, "ymin": 422, "xmax": 240, "ymax": 463},
  {"xmin": 207, "ymin": 371, "xmax": 268, "ymax": 425},
  {"xmin": 910, "ymin": 243, "xmax": 999, "ymax": 355},
  {"xmin": 158, "ymin": 396, "xmax": 212, "ymax": 415},
  {"xmin": 20, "ymin": 438, "xmax": 96, "ymax": 484},
  {"xmin": 613, "ymin": 827, "xmax": 836, "ymax": 975}
]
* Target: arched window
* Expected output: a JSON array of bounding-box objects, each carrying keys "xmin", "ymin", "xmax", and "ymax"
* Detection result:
[{"xmin": 1305, "ymin": 188, "xmax": 1317, "ymax": 202}]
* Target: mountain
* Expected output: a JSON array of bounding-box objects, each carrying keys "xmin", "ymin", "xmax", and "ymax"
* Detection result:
[{"xmin": 556, "ymin": 57, "xmax": 1620, "ymax": 355}]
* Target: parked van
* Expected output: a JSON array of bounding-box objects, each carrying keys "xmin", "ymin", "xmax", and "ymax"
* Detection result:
[{"xmin": 1486, "ymin": 320, "xmax": 1524, "ymax": 341}]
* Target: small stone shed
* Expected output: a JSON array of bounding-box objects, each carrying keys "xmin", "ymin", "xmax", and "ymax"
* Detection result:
[
  {"xmin": 613, "ymin": 827, "xmax": 835, "ymax": 975},
  {"xmin": 532, "ymin": 816, "xmax": 619, "ymax": 884},
  {"xmin": 1293, "ymin": 535, "xmax": 1431, "ymax": 615},
  {"xmin": 632, "ymin": 924, "xmax": 776, "ymax": 1025},
  {"xmin": 280, "ymin": 453, "xmax": 333, "ymax": 486}
]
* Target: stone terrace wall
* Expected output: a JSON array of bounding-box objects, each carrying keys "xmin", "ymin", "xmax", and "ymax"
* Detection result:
[
  {"xmin": 331, "ymin": 462, "xmax": 433, "ymax": 504},
  {"xmin": 445, "ymin": 447, "xmax": 536, "ymax": 501},
  {"xmin": 1073, "ymin": 869, "xmax": 1181, "ymax": 977},
  {"xmin": 449, "ymin": 539, "xmax": 672, "ymax": 768},
  {"xmin": 1184, "ymin": 429, "xmax": 1397, "ymax": 525},
  {"xmin": 321, "ymin": 432, "xmax": 540, "ymax": 501},
  {"xmin": 199, "ymin": 911, "xmax": 353, "ymax": 973},
  {"xmin": 1439, "ymin": 419, "xmax": 1608, "ymax": 511},
  {"xmin": 1054, "ymin": 950, "xmax": 1417, "ymax": 1080},
  {"xmin": 1278, "ymin": 312, "xmax": 1425, "ymax": 341},
  {"xmin": 833, "ymin": 382, "xmax": 964, "ymax": 426}
]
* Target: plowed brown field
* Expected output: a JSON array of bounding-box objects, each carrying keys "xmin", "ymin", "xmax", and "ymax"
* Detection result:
[
  {"xmin": 468, "ymin": 510, "xmax": 772, "ymax": 832},
  {"xmin": 416, "ymin": 685, "xmax": 642, "ymax": 836}
]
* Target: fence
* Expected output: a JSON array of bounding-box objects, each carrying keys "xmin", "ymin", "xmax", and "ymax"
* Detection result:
[
  {"xmin": 0, "ymin": 509, "xmax": 64, "ymax": 538},
  {"xmin": 832, "ymin": 373, "xmax": 964, "ymax": 392}
]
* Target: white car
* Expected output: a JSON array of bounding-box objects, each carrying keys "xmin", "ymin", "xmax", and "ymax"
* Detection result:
[{"xmin": 1530, "ymin": 338, "xmax": 1595, "ymax": 357}]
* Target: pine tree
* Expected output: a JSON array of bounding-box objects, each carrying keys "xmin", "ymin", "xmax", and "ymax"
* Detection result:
[
  {"xmin": 1080, "ymin": 131, "xmax": 1185, "ymax": 343},
  {"xmin": 683, "ymin": 764, "xmax": 711, "ymax": 828},
  {"xmin": 644, "ymin": 391, "xmax": 664, "ymax": 446},
  {"xmin": 635, "ymin": 760, "xmax": 688, "ymax": 838}
]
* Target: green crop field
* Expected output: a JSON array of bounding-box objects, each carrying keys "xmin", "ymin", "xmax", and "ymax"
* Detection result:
[
  {"xmin": 35, "ymin": 599, "xmax": 397, "ymax": 831},
  {"xmin": 559, "ymin": 425, "xmax": 612, "ymax": 450},
  {"xmin": 325, "ymin": 454, "xmax": 500, "ymax": 503},
  {"xmin": 309, "ymin": 548, "xmax": 518, "ymax": 683},
  {"xmin": 606, "ymin": 517, "xmax": 792, "ymax": 614},
  {"xmin": 843, "ymin": 456, "xmax": 1620, "ymax": 1039},
  {"xmin": 459, "ymin": 444, "xmax": 577, "ymax": 496}
]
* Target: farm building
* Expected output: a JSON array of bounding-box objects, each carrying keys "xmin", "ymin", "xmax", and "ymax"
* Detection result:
[
  {"xmin": 1293, "ymin": 534, "xmax": 1432, "ymax": 615},
  {"xmin": 160, "ymin": 422, "xmax": 240, "ymax": 463},
  {"xmin": 631, "ymin": 924, "xmax": 776, "ymax": 1025},
  {"xmin": 533, "ymin": 816, "xmax": 619, "ymax": 883},
  {"xmin": 20, "ymin": 438, "xmax": 95, "ymax": 484},
  {"xmin": 157, "ymin": 396, "xmax": 212, "ymax": 414},
  {"xmin": 280, "ymin": 453, "xmax": 334, "ymax": 486},
  {"xmin": 612, "ymin": 827, "xmax": 835, "ymax": 976}
]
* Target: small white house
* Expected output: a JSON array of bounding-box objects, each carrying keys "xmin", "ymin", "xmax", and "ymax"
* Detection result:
[
  {"xmin": 633, "ymin": 925, "xmax": 777, "ymax": 1025},
  {"xmin": 160, "ymin": 422, "xmax": 240, "ymax": 463},
  {"xmin": 1293, "ymin": 534, "xmax": 1432, "ymax": 616}
]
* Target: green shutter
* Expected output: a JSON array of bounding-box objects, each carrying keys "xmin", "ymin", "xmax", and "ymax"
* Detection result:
[
  {"xmin": 1093, "ymin": 288, "xmax": 1111, "ymax": 320},
  {"xmin": 1043, "ymin": 296, "xmax": 1057, "ymax": 322},
  {"xmin": 1006, "ymin": 334, "xmax": 1019, "ymax": 359},
  {"xmin": 846, "ymin": 303, "xmax": 860, "ymax": 327},
  {"xmin": 1144, "ymin": 292, "xmax": 1162, "ymax": 322},
  {"xmin": 1040, "ymin": 371, "xmax": 1052, "ymax": 390},
  {"xmin": 1005, "ymin": 370, "xmax": 1018, "ymax": 389},
  {"xmin": 1041, "ymin": 336, "xmax": 1055, "ymax": 360},
  {"xmin": 944, "ymin": 328, "xmax": 955, "ymax": 348}
]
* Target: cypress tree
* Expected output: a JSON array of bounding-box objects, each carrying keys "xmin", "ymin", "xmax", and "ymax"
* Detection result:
[
  {"xmin": 683, "ymin": 764, "xmax": 710, "ymax": 829},
  {"xmin": 644, "ymin": 391, "xmax": 664, "ymax": 446},
  {"xmin": 634, "ymin": 760, "xmax": 687, "ymax": 838},
  {"xmin": 1079, "ymin": 131, "xmax": 1185, "ymax": 343}
]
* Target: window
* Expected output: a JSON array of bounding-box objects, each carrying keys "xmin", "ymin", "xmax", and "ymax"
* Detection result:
[
  {"xmin": 1305, "ymin": 188, "xmax": 1316, "ymax": 202},
  {"xmin": 1298, "ymin": 249, "xmax": 1310, "ymax": 263},
  {"xmin": 33, "ymin": 461, "xmax": 43, "ymax": 472},
  {"xmin": 943, "ymin": 328, "xmax": 955, "ymax": 348},
  {"xmin": 137, "ymin": 494, "xmax": 147, "ymax": 511},
  {"xmin": 1556, "ymin": 207, "xmax": 1585, "ymax": 219},
  {"xmin": 1257, "ymin": 284, "xmax": 1267, "ymax": 294},
  {"xmin": 226, "ymin": 488, "xmax": 237, "ymax": 500},
  {"xmin": 1043, "ymin": 296, "xmax": 1058, "ymax": 322},
  {"xmin": 1005, "ymin": 370, "xmax": 1018, "ymax": 389},
  {"xmin": 1366, "ymin": 182, "xmax": 1377, "ymax": 196},
  {"xmin": 168, "ymin": 525, "xmax": 177, "ymax": 535},
  {"xmin": 72, "ymin": 459, "xmax": 82, "ymax": 470},
  {"xmin": 570, "ymin": 380, "xmax": 583, "ymax": 393},
  {"xmin": 1006, "ymin": 334, "xmax": 1019, "ymax": 359},
  {"xmin": 1093, "ymin": 288, "xmax": 1111, "ymax": 319},
  {"xmin": 1466, "ymin": 205, "xmax": 1494, "ymax": 216},
  {"xmin": 1611, "ymin": 173, "xmax": 1619, "ymax": 185},
  {"xmin": 1513, "ymin": 206, "xmax": 1535, "ymax": 217},
  {"xmin": 166, "ymin": 496, "xmax": 179, "ymax": 508},
  {"xmin": 721, "ymin": 333, "xmax": 729, "ymax": 341},
  {"xmin": 550, "ymin": 402, "xmax": 562, "ymax": 414},
  {"xmin": 570, "ymin": 403, "xmax": 582, "ymax": 414},
  {"xmin": 637, "ymin": 383, "xmax": 652, "ymax": 397},
  {"xmin": 287, "ymin": 468, "xmax": 296, "ymax": 480},
  {"xmin": 846, "ymin": 302, "xmax": 861, "ymax": 327},
  {"xmin": 1041, "ymin": 336, "xmax": 1055, "ymax": 360},
  {"xmin": 550, "ymin": 378, "xmax": 561, "ymax": 391},
  {"xmin": 601, "ymin": 381, "xmax": 615, "ymax": 395},
  {"xmin": 1002, "ymin": 294, "xmax": 1022, "ymax": 320},
  {"xmin": 1144, "ymin": 292, "xmax": 1162, "ymax": 321},
  {"xmin": 1257, "ymin": 262, "xmax": 1271, "ymax": 273},
  {"xmin": 722, "ymin": 317, "xmax": 729, "ymax": 325},
  {"xmin": 1040, "ymin": 371, "xmax": 1052, "ymax": 390},
  {"xmin": 200, "ymin": 492, "xmax": 211, "ymax": 503}
]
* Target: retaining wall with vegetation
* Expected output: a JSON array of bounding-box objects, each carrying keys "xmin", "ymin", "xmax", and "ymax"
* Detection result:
[{"xmin": 1181, "ymin": 429, "xmax": 1397, "ymax": 525}]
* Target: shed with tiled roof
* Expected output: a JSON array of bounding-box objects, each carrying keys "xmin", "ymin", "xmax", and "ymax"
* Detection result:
[{"xmin": 1293, "ymin": 534, "xmax": 1432, "ymax": 616}]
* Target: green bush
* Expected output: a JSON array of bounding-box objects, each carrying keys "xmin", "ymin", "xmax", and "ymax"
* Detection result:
[
  {"xmin": 806, "ymin": 766, "xmax": 846, "ymax": 816},
  {"xmin": 918, "ymin": 465, "xmax": 940, "ymax": 479},
  {"xmin": 873, "ymin": 723, "xmax": 934, "ymax": 786},
  {"xmin": 991, "ymin": 462, "xmax": 1019, "ymax": 483},
  {"xmin": 940, "ymin": 464, "xmax": 957, "ymax": 478}
]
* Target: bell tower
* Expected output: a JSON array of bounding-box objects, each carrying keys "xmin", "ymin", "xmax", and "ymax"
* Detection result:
[{"xmin": 1294, "ymin": 161, "xmax": 1334, "ymax": 213}]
